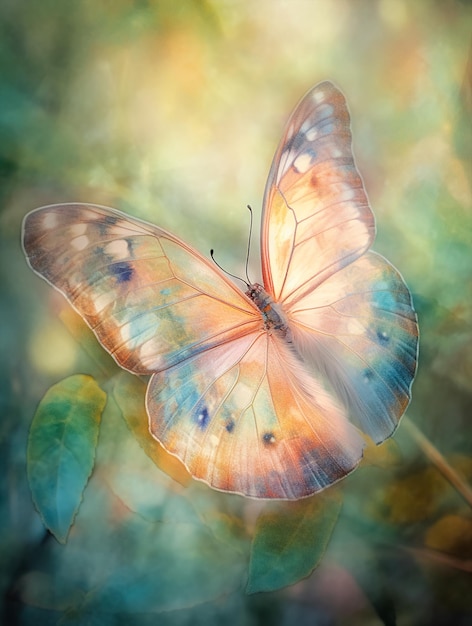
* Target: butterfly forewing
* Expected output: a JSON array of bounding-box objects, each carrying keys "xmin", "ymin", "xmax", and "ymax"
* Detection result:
[
  {"xmin": 261, "ymin": 81, "xmax": 375, "ymax": 306},
  {"xmin": 23, "ymin": 204, "xmax": 260, "ymax": 374}
]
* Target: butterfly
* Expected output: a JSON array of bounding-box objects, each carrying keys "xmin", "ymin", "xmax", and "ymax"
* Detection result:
[{"xmin": 22, "ymin": 81, "xmax": 418, "ymax": 500}]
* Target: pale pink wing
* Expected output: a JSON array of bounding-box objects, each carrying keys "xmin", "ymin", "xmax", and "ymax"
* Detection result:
[
  {"xmin": 23, "ymin": 204, "xmax": 260, "ymax": 374},
  {"xmin": 289, "ymin": 251, "xmax": 418, "ymax": 443},
  {"xmin": 260, "ymin": 81, "xmax": 418, "ymax": 443},
  {"xmin": 261, "ymin": 81, "xmax": 375, "ymax": 307},
  {"xmin": 147, "ymin": 329, "xmax": 365, "ymax": 499}
]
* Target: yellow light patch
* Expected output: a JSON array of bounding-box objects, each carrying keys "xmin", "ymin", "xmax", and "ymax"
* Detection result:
[{"xmin": 29, "ymin": 319, "xmax": 77, "ymax": 375}]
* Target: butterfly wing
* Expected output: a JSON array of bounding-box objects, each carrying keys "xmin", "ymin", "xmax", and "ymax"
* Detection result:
[
  {"xmin": 261, "ymin": 81, "xmax": 418, "ymax": 442},
  {"xmin": 23, "ymin": 204, "xmax": 260, "ymax": 374},
  {"xmin": 289, "ymin": 251, "xmax": 418, "ymax": 443},
  {"xmin": 261, "ymin": 81, "xmax": 375, "ymax": 307},
  {"xmin": 147, "ymin": 329, "xmax": 365, "ymax": 499}
]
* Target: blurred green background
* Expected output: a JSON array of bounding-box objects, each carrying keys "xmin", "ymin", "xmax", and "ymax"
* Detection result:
[{"xmin": 1, "ymin": 1, "xmax": 471, "ymax": 624}]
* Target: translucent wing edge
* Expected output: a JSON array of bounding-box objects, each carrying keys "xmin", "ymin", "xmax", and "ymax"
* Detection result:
[
  {"xmin": 260, "ymin": 80, "xmax": 376, "ymax": 300},
  {"xmin": 22, "ymin": 203, "xmax": 260, "ymax": 375}
]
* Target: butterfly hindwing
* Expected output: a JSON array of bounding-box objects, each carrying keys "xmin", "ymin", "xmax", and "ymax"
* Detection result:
[
  {"xmin": 261, "ymin": 81, "xmax": 375, "ymax": 307},
  {"xmin": 23, "ymin": 204, "xmax": 260, "ymax": 374},
  {"xmin": 290, "ymin": 251, "xmax": 418, "ymax": 443},
  {"xmin": 147, "ymin": 330, "xmax": 364, "ymax": 499}
]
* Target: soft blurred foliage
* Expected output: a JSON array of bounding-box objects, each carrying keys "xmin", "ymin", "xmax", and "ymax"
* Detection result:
[
  {"xmin": 27, "ymin": 375, "xmax": 106, "ymax": 543},
  {"xmin": 2, "ymin": 1, "xmax": 471, "ymax": 624}
]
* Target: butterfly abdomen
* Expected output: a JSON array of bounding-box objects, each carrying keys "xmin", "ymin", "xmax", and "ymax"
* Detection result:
[{"xmin": 246, "ymin": 283, "xmax": 291, "ymax": 340}]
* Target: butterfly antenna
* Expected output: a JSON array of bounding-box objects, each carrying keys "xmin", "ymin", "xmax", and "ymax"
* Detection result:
[
  {"xmin": 210, "ymin": 249, "xmax": 249, "ymax": 289},
  {"xmin": 245, "ymin": 205, "xmax": 253, "ymax": 285}
]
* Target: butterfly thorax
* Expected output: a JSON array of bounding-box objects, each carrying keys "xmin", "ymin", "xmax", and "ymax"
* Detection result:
[{"xmin": 246, "ymin": 283, "xmax": 291, "ymax": 339}]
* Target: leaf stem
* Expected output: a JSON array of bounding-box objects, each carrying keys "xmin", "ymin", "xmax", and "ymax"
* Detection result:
[{"xmin": 403, "ymin": 415, "xmax": 472, "ymax": 509}]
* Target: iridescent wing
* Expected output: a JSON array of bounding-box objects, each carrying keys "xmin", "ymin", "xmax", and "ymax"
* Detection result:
[
  {"xmin": 261, "ymin": 81, "xmax": 375, "ymax": 307},
  {"xmin": 289, "ymin": 251, "xmax": 418, "ymax": 443},
  {"xmin": 147, "ymin": 329, "xmax": 365, "ymax": 499},
  {"xmin": 261, "ymin": 81, "xmax": 418, "ymax": 442},
  {"xmin": 23, "ymin": 204, "xmax": 260, "ymax": 374}
]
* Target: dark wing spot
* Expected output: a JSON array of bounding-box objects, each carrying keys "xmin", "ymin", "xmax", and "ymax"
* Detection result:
[
  {"xmin": 225, "ymin": 419, "xmax": 235, "ymax": 433},
  {"xmin": 124, "ymin": 237, "xmax": 134, "ymax": 256},
  {"xmin": 111, "ymin": 261, "xmax": 133, "ymax": 283},
  {"xmin": 363, "ymin": 368, "xmax": 374, "ymax": 383},
  {"xmin": 195, "ymin": 406, "xmax": 209, "ymax": 430},
  {"xmin": 377, "ymin": 329, "xmax": 390, "ymax": 344},
  {"xmin": 286, "ymin": 131, "xmax": 305, "ymax": 151},
  {"xmin": 263, "ymin": 432, "xmax": 276, "ymax": 445},
  {"xmin": 98, "ymin": 214, "xmax": 118, "ymax": 235}
]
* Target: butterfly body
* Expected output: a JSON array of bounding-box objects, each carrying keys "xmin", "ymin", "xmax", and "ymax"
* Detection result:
[
  {"xmin": 246, "ymin": 283, "xmax": 291, "ymax": 339},
  {"xmin": 23, "ymin": 81, "xmax": 418, "ymax": 500}
]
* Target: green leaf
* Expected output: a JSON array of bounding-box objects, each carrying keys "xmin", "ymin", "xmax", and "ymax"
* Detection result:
[
  {"xmin": 247, "ymin": 489, "xmax": 343, "ymax": 594},
  {"xmin": 27, "ymin": 374, "xmax": 106, "ymax": 543}
]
